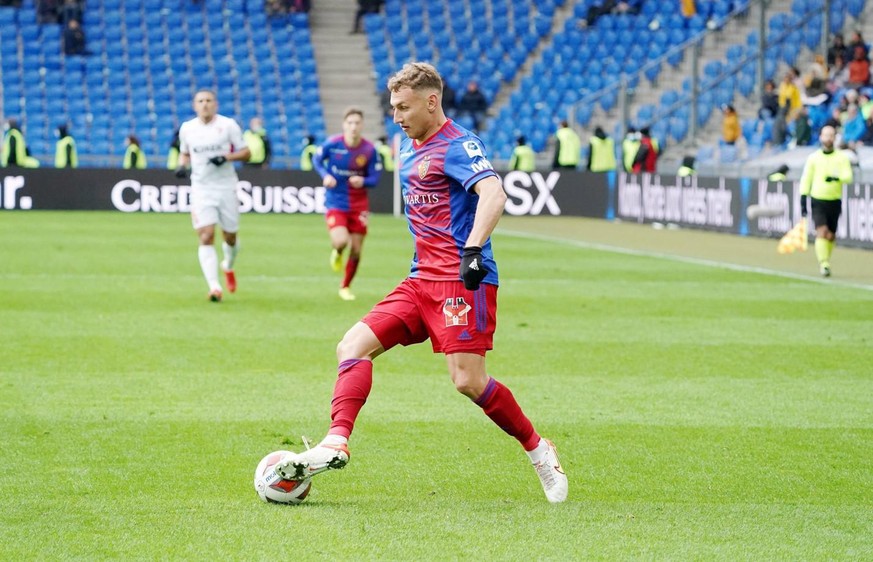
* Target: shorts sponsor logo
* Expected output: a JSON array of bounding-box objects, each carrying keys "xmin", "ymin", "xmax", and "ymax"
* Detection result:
[{"xmin": 443, "ymin": 297, "xmax": 470, "ymax": 327}]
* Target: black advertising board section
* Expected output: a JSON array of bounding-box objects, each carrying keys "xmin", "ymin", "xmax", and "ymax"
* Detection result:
[{"xmin": 1, "ymin": 168, "xmax": 871, "ymax": 249}]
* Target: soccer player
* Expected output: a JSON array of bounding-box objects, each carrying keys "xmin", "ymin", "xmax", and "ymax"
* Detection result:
[
  {"xmin": 312, "ymin": 107, "xmax": 381, "ymax": 301},
  {"xmin": 799, "ymin": 125, "xmax": 853, "ymax": 277},
  {"xmin": 275, "ymin": 62, "xmax": 568, "ymax": 503},
  {"xmin": 176, "ymin": 90, "xmax": 250, "ymax": 301}
]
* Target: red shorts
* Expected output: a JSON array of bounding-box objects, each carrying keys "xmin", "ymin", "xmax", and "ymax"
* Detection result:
[
  {"xmin": 362, "ymin": 278, "xmax": 498, "ymax": 356},
  {"xmin": 326, "ymin": 209, "xmax": 369, "ymax": 235}
]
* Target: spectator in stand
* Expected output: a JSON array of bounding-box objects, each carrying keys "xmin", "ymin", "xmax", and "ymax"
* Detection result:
[
  {"xmin": 793, "ymin": 107, "xmax": 812, "ymax": 147},
  {"xmin": 827, "ymin": 33, "xmax": 849, "ymax": 67},
  {"xmin": 289, "ymin": 0, "xmax": 311, "ymax": 12},
  {"xmin": 60, "ymin": 0, "xmax": 82, "ymax": 25},
  {"xmin": 379, "ymin": 88, "xmax": 393, "ymax": 119},
  {"xmin": 759, "ymin": 79, "xmax": 779, "ymax": 119},
  {"xmin": 456, "ymin": 81, "xmax": 488, "ymax": 131},
  {"xmin": 0, "ymin": 0, "xmax": 24, "ymax": 6},
  {"xmin": 829, "ymin": 53, "xmax": 850, "ymax": 91},
  {"xmin": 721, "ymin": 104, "xmax": 740, "ymax": 145},
  {"xmin": 847, "ymin": 30, "xmax": 868, "ymax": 59},
  {"xmin": 579, "ymin": 0, "xmax": 642, "ymax": 28},
  {"xmin": 803, "ymin": 55, "xmax": 829, "ymax": 100},
  {"xmin": 841, "ymin": 104, "xmax": 867, "ymax": 149},
  {"xmin": 859, "ymin": 92, "xmax": 873, "ymax": 120},
  {"xmin": 36, "ymin": 0, "xmax": 59, "ymax": 23},
  {"xmin": 442, "ymin": 81, "xmax": 457, "ymax": 119},
  {"xmin": 846, "ymin": 46, "xmax": 870, "ymax": 89},
  {"xmin": 63, "ymin": 19, "xmax": 86, "ymax": 55},
  {"xmin": 351, "ymin": 0, "xmax": 380, "ymax": 34},
  {"xmin": 778, "ymin": 67, "xmax": 802, "ymax": 121},
  {"xmin": 857, "ymin": 114, "xmax": 873, "ymax": 146},
  {"xmin": 632, "ymin": 127, "xmax": 658, "ymax": 173}
]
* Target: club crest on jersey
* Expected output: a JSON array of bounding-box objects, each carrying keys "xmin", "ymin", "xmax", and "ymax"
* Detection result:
[
  {"xmin": 355, "ymin": 154, "xmax": 368, "ymax": 167},
  {"xmin": 443, "ymin": 297, "xmax": 470, "ymax": 327},
  {"xmin": 418, "ymin": 155, "xmax": 431, "ymax": 179},
  {"xmin": 463, "ymin": 141, "xmax": 483, "ymax": 159}
]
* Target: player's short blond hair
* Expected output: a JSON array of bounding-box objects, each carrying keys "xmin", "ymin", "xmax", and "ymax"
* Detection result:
[
  {"xmin": 387, "ymin": 62, "xmax": 443, "ymax": 94},
  {"xmin": 343, "ymin": 107, "xmax": 364, "ymax": 120}
]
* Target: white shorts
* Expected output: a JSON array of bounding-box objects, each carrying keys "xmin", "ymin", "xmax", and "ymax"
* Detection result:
[{"xmin": 191, "ymin": 187, "xmax": 240, "ymax": 233}]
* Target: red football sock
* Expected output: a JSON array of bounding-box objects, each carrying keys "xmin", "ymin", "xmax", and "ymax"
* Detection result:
[
  {"xmin": 474, "ymin": 377, "xmax": 540, "ymax": 451},
  {"xmin": 328, "ymin": 359, "xmax": 373, "ymax": 439},
  {"xmin": 341, "ymin": 256, "xmax": 360, "ymax": 289}
]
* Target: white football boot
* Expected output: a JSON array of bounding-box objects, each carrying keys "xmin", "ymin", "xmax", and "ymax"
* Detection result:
[
  {"xmin": 533, "ymin": 439, "xmax": 568, "ymax": 503},
  {"xmin": 274, "ymin": 439, "xmax": 350, "ymax": 481}
]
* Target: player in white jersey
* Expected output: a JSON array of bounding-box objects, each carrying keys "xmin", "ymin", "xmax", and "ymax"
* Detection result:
[{"xmin": 176, "ymin": 90, "xmax": 250, "ymax": 302}]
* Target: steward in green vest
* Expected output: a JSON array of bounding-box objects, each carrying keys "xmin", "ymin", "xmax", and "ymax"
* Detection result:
[
  {"xmin": 300, "ymin": 135, "xmax": 317, "ymax": 171},
  {"xmin": 767, "ymin": 164, "xmax": 789, "ymax": 181},
  {"xmin": 552, "ymin": 120, "xmax": 581, "ymax": 169},
  {"xmin": 2, "ymin": 119, "xmax": 40, "ymax": 168},
  {"xmin": 123, "ymin": 135, "xmax": 147, "ymax": 169},
  {"xmin": 622, "ymin": 128, "xmax": 641, "ymax": 172},
  {"xmin": 376, "ymin": 136, "xmax": 395, "ymax": 172},
  {"xmin": 167, "ymin": 129, "xmax": 180, "ymax": 170},
  {"xmin": 587, "ymin": 126, "xmax": 616, "ymax": 172},
  {"xmin": 509, "ymin": 136, "xmax": 536, "ymax": 172},
  {"xmin": 243, "ymin": 117, "xmax": 271, "ymax": 168},
  {"xmin": 54, "ymin": 125, "xmax": 78, "ymax": 168},
  {"xmin": 677, "ymin": 156, "xmax": 696, "ymax": 177}
]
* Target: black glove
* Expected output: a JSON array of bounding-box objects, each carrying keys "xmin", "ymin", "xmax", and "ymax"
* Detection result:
[
  {"xmin": 174, "ymin": 166, "xmax": 187, "ymax": 178},
  {"xmin": 800, "ymin": 195, "xmax": 808, "ymax": 217},
  {"xmin": 460, "ymin": 246, "xmax": 487, "ymax": 291},
  {"xmin": 209, "ymin": 155, "xmax": 227, "ymax": 166},
  {"xmin": 824, "ymin": 176, "xmax": 840, "ymax": 182}
]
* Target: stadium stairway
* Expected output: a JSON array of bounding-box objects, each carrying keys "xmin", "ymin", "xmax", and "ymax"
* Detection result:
[{"xmin": 307, "ymin": 0, "xmax": 382, "ymax": 141}]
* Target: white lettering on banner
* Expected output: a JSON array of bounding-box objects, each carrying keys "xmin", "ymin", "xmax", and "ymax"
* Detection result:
[
  {"xmin": 111, "ymin": 179, "xmax": 325, "ymax": 214},
  {"xmin": 846, "ymin": 183, "xmax": 873, "ymax": 242},
  {"xmin": 616, "ymin": 173, "xmax": 733, "ymax": 227},
  {"xmin": 754, "ymin": 179, "xmax": 791, "ymax": 233},
  {"xmin": 1, "ymin": 175, "xmax": 32, "ymax": 210},
  {"xmin": 236, "ymin": 181, "xmax": 326, "ymax": 214},
  {"xmin": 503, "ymin": 171, "xmax": 561, "ymax": 216},
  {"xmin": 111, "ymin": 180, "xmax": 192, "ymax": 212}
]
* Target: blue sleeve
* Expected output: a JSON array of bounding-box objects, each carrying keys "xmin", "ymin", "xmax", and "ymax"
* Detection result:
[
  {"xmin": 363, "ymin": 144, "xmax": 381, "ymax": 188},
  {"xmin": 312, "ymin": 142, "xmax": 330, "ymax": 178},
  {"xmin": 444, "ymin": 137, "xmax": 498, "ymax": 192}
]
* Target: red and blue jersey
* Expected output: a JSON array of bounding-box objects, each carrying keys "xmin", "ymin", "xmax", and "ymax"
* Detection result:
[
  {"xmin": 399, "ymin": 120, "xmax": 500, "ymax": 285},
  {"xmin": 313, "ymin": 135, "xmax": 381, "ymax": 212}
]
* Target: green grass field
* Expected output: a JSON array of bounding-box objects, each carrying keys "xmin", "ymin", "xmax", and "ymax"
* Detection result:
[{"xmin": 1, "ymin": 211, "xmax": 872, "ymax": 560}]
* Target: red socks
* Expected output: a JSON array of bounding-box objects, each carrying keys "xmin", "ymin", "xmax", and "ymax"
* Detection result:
[
  {"xmin": 474, "ymin": 377, "xmax": 540, "ymax": 451},
  {"xmin": 328, "ymin": 359, "xmax": 373, "ymax": 439},
  {"xmin": 342, "ymin": 256, "xmax": 360, "ymax": 289}
]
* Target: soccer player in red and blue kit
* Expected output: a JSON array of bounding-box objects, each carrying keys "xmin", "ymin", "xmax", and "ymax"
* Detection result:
[
  {"xmin": 276, "ymin": 63, "xmax": 568, "ymax": 503},
  {"xmin": 312, "ymin": 107, "xmax": 381, "ymax": 301}
]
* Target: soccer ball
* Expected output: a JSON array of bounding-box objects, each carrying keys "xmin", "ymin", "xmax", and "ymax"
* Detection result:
[{"xmin": 253, "ymin": 450, "xmax": 312, "ymax": 504}]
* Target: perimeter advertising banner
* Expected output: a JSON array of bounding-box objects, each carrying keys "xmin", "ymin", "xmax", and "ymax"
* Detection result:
[{"xmin": 2, "ymin": 168, "xmax": 871, "ymax": 249}]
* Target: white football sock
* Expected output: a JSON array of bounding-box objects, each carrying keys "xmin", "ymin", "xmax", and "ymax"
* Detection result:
[
  {"xmin": 525, "ymin": 438, "xmax": 549, "ymax": 464},
  {"xmin": 321, "ymin": 434, "xmax": 349, "ymax": 447},
  {"xmin": 198, "ymin": 245, "xmax": 221, "ymax": 291},
  {"xmin": 222, "ymin": 239, "xmax": 239, "ymax": 270}
]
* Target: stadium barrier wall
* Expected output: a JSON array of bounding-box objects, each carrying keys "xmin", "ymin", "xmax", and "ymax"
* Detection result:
[{"xmin": 2, "ymin": 168, "xmax": 871, "ymax": 250}]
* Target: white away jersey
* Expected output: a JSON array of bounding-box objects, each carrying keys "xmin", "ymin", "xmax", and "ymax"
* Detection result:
[{"xmin": 179, "ymin": 114, "xmax": 246, "ymax": 189}]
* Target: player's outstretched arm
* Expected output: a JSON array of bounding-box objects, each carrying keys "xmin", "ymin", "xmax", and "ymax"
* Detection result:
[{"xmin": 466, "ymin": 175, "xmax": 507, "ymax": 248}]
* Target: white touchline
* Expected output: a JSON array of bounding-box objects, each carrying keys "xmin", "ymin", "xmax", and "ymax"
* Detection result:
[{"xmin": 498, "ymin": 228, "xmax": 873, "ymax": 293}]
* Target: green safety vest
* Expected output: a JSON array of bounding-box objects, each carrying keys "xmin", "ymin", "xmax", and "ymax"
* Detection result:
[
  {"xmin": 123, "ymin": 145, "xmax": 147, "ymax": 169},
  {"xmin": 377, "ymin": 144, "xmax": 395, "ymax": 172},
  {"xmin": 300, "ymin": 144, "xmax": 317, "ymax": 171},
  {"xmin": 2, "ymin": 129, "xmax": 28, "ymax": 167},
  {"xmin": 678, "ymin": 166, "xmax": 695, "ymax": 177},
  {"xmin": 244, "ymin": 130, "xmax": 266, "ymax": 164},
  {"xmin": 509, "ymin": 145, "xmax": 536, "ymax": 172},
  {"xmin": 166, "ymin": 146, "xmax": 180, "ymax": 170},
  {"xmin": 622, "ymin": 139, "xmax": 640, "ymax": 172},
  {"xmin": 55, "ymin": 136, "xmax": 78, "ymax": 168},
  {"xmin": 767, "ymin": 172, "xmax": 786, "ymax": 181},
  {"xmin": 799, "ymin": 149, "xmax": 853, "ymax": 200},
  {"xmin": 588, "ymin": 137, "xmax": 616, "ymax": 172},
  {"xmin": 556, "ymin": 127, "xmax": 581, "ymax": 167}
]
